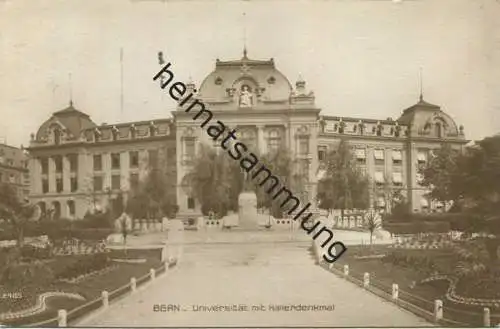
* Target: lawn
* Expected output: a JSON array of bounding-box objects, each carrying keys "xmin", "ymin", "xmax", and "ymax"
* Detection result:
[
  {"xmin": 327, "ymin": 245, "xmax": 500, "ymax": 327},
  {"xmin": 0, "ymin": 248, "xmax": 165, "ymax": 326}
]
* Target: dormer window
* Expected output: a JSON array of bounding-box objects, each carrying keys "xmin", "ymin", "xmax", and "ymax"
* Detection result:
[
  {"xmin": 215, "ymin": 77, "xmax": 223, "ymax": 85},
  {"xmin": 375, "ymin": 122, "xmax": 383, "ymax": 136},
  {"xmin": 149, "ymin": 122, "xmax": 157, "ymax": 137},
  {"xmin": 54, "ymin": 127, "xmax": 62, "ymax": 145},
  {"xmin": 130, "ymin": 124, "xmax": 136, "ymax": 139},
  {"xmin": 267, "ymin": 76, "xmax": 276, "ymax": 84},
  {"xmin": 338, "ymin": 120, "xmax": 345, "ymax": 134},
  {"xmin": 111, "ymin": 126, "xmax": 119, "ymax": 141},
  {"xmin": 94, "ymin": 128, "xmax": 101, "ymax": 142}
]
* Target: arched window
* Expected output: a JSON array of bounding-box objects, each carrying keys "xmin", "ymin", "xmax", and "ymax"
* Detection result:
[
  {"xmin": 67, "ymin": 200, "xmax": 75, "ymax": 217},
  {"xmin": 435, "ymin": 122, "xmax": 443, "ymax": 138},
  {"xmin": 54, "ymin": 128, "xmax": 62, "ymax": 145},
  {"xmin": 52, "ymin": 201, "xmax": 61, "ymax": 220}
]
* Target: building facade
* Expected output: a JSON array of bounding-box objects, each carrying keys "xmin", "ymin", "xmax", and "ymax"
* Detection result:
[
  {"xmin": 27, "ymin": 103, "xmax": 176, "ymax": 219},
  {"xmin": 28, "ymin": 52, "xmax": 468, "ymax": 220},
  {"xmin": 0, "ymin": 143, "xmax": 30, "ymax": 200}
]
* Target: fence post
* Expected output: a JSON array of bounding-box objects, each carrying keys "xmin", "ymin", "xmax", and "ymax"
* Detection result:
[
  {"xmin": 328, "ymin": 262, "xmax": 334, "ymax": 270},
  {"xmin": 392, "ymin": 283, "xmax": 399, "ymax": 300},
  {"xmin": 343, "ymin": 264, "xmax": 349, "ymax": 277},
  {"xmin": 102, "ymin": 291, "xmax": 109, "ymax": 308},
  {"xmin": 434, "ymin": 299, "xmax": 443, "ymax": 322},
  {"xmin": 483, "ymin": 307, "xmax": 490, "ymax": 327},
  {"xmin": 363, "ymin": 272, "xmax": 370, "ymax": 288},
  {"xmin": 130, "ymin": 277, "xmax": 137, "ymax": 292},
  {"xmin": 150, "ymin": 268, "xmax": 156, "ymax": 280},
  {"xmin": 57, "ymin": 309, "xmax": 67, "ymax": 327},
  {"xmin": 161, "ymin": 245, "xmax": 167, "ymax": 262}
]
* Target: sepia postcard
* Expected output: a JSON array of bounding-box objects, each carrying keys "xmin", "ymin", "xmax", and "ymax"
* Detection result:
[{"xmin": 0, "ymin": 0, "xmax": 499, "ymax": 328}]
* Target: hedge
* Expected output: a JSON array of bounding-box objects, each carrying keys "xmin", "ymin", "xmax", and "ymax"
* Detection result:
[
  {"xmin": 385, "ymin": 212, "xmax": 473, "ymax": 231},
  {"xmin": 384, "ymin": 221, "xmax": 451, "ymax": 234}
]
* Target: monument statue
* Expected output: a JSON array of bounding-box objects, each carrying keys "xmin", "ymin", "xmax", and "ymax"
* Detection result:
[
  {"xmin": 239, "ymin": 85, "xmax": 253, "ymax": 107},
  {"xmin": 237, "ymin": 169, "xmax": 259, "ymax": 230}
]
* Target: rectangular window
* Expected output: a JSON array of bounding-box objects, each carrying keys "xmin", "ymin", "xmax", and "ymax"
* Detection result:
[
  {"xmin": 54, "ymin": 156, "xmax": 63, "ymax": 173},
  {"xmin": 392, "ymin": 172, "xmax": 403, "ymax": 185},
  {"xmin": 41, "ymin": 158, "xmax": 49, "ymax": 174},
  {"xmin": 93, "ymin": 176, "xmax": 103, "ymax": 191},
  {"xmin": 148, "ymin": 150, "xmax": 159, "ymax": 167},
  {"xmin": 93, "ymin": 155, "xmax": 102, "ymax": 171},
  {"xmin": 374, "ymin": 149, "xmax": 385, "ymax": 160},
  {"xmin": 9, "ymin": 174, "xmax": 15, "ymax": 184},
  {"xmin": 129, "ymin": 151, "xmax": 139, "ymax": 168},
  {"xmin": 355, "ymin": 149, "xmax": 366, "ymax": 164},
  {"xmin": 392, "ymin": 150, "xmax": 402, "ymax": 165},
  {"xmin": 129, "ymin": 173, "xmax": 139, "ymax": 190},
  {"xmin": 56, "ymin": 178, "xmax": 63, "ymax": 193},
  {"xmin": 42, "ymin": 179, "xmax": 49, "ymax": 193},
  {"xmin": 166, "ymin": 147, "xmax": 176, "ymax": 163},
  {"xmin": 70, "ymin": 177, "xmax": 78, "ymax": 192},
  {"xmin": 318, "ymin": 146, "xmax": 327, "ymax": 161},
  {"xmin": 7, "ymin": 159, "xmax": 13, "ymax": 167},
  {"xmin": 187, "ymin": 197, "xmax": 195, "ymax": 210},
  {"xmin": 417, "ymin": 151, "xmax": 427, "ymax": 164},
  {"xmin": 68, "ymin": 154, "xmax": 78, "ymax": 173},
  {"xmin": 374, "ymin": 171, "xmax": 385, "ymax": 185},
  {"xmin": 111, "ymin": 153, "xmax": 121, "ymax": 170},
  {"xmin": 298, "ymin": 138, "xmax": 309, "ymax": 155},
  {"xmin": 184, "ymin": 139, "xmax": 195, "ymax": 161},
  {"xmin": 111, "ymin": 175, "xmax": 121, "ymax": 190}
]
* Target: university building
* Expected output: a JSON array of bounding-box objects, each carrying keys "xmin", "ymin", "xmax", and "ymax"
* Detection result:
[
  {"xmin": 0, "ymin": 143, "xmax": 30, "ymax": 200},
  {"xmin": 27, "ymin": 51, "xmax": 468, "ymax": 220}
]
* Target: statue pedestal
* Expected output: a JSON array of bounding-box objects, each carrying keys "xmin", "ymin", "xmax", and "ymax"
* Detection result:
[{"xmin": 238, "ymin": 191, "xmax": 259, "ymax": 230}]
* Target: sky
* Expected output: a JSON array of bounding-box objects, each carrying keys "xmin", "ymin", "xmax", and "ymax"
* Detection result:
[{"xmin": 0, "ymin": 0, "xmax": 499, "ymax": 148}]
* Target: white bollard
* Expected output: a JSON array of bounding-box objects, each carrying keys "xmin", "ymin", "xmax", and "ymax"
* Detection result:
[
  {"xmin": 434, "ymin": 299, "xmax": 443, "ymax": 322},
  {"xmin": 102, "ymin": 291, "xmax": 109, "ymax": 308},
  {"xmin": 150, "ymin": 268, "xmax": 156, "ymax": 280},
  {"xmin": 343, "ymin": 264, "xmax": 349, "ymax": 276},
  {"xmin": 130, "ymin": 277, "xmax": 137, "ymax": 292},
  {"xmin": 484, "ymin": 307, "xmax": 490, "ymax": 327},
  {"xmin": 363, "ymin": 272, "xmax": 370, "ymax": 288},
  {"xmin": 57, "ymin": 309, "xmax": 67, "ymax": 327},
  {"xmin": 392, "ymin": 283, "xmax": 399, "ymax": 300},
  {"xmin": 161, "ymin": 245, "xmax": 168, "ymax": 262},
  {"xmin": 328, "ymin": 262, "xmax": 334, "ymax": 270}
]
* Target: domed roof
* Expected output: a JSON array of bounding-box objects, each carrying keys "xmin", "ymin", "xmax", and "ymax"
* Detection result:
[
  {"xmin": 197, "ymin": 50, "xmax": 294, "ymax": 105},
  {"xmin": 397, "ymin": 95, "xmax": 461, "ymax": 138},
  {"xmin": 35, "ymin": 101, "xmax": 96, "ymax": 141}
]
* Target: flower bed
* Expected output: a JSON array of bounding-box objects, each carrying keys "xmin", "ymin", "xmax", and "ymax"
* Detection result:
[
  {"xmin": 330, "ymin": 245, "xmax": 500, "ymax": 326},
  {"xmin": 0, "ymin": 252, "xmax": 162, "ymax": 326}
]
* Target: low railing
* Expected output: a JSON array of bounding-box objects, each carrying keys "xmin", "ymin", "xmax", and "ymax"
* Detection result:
[
  {"xmin": 26, "ymin": 259, "xmax": 177, "ymax": 327},
  {"xmin": 311, "ymin": 240, "xmax": 500, "ymax": 327}
]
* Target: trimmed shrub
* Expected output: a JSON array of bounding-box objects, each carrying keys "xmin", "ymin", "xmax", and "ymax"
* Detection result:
[
  {"xmin": 384, "ymin": 221, "xmax": 450, "ymax": 234},
  {"xmin": 1, "ymin": 260, "xmax": 55, "ymax": 287},
  {"xmin": 55, "ymin": 253, "xmax": 110, "ymax": 280},
  {"xmin": 20, "ymin": 245, "xmax": 52, "ymax": 260}
]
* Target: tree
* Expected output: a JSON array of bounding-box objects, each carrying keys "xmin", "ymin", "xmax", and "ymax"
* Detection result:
[
  {"xmin": 364, "ymin": 209, "xmax": 381, "ymax": 245},
  {"xmin": 317, "ymin": 139, "xmax": 370, "ymax": 219},
  {"xmin": 0, "ymin": 183, "xmax": 41, "ymax": 248},
  {"xmin": 183, "ymin": 144, "xmax": 241, "ymax": 216},
  {"xmin": 420, "ymin": 143, "xmax": 462, "ymax": 204},
  {"xmin": 127, "ymin": 147, "xmax": 177, "ymax": 220},
  {"xmin": 421, "ymin": 136, "xmax": 500, "ymax": 262},
  {"xmin": 254, "ymin": 146, "xmax": 296, "ymax": 218}
]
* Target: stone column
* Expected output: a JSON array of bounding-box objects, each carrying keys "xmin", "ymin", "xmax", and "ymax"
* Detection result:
[
  {"xmin": 103, "ymin": 153, "xmax": 111, "ymax": 191},
  {"xmin": 30, "ymin": 158, "xmax": 42, "ymax": 194},
  {"xmin": 63, "ymin": 156, "xmax": 71, "ymax": 192},
  {"xmin": 257, "ymin": 125, "xmax": 266, "ymax": 154},
  {"xmin": 365, "ymin": 148, "xmax": 375, "ymax": 208},
  {"xmin": 121, "ymin": 152, "xmax": 130, "ymax": 192},
  {"xmin": 48, "ymin": 157, "xmax": 56, "ymax": 193},
  {"xmin": 139, "ymin": 150, "xmax": 148, "ymax": 181},
  {"xmin": 77, "ymin": 152, "xmax": 88, "ymax": 192}
]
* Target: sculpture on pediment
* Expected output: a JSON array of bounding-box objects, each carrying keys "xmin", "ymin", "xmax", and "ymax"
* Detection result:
[
  {"xmin": 94, "ymin": 128, "xmax": 102, "ymax": 142},
  {"xmin": 318, "ymin": 118, "xmax": 326, "ymax": 133},
  {"xmin": 239, "ymin": 85, "xmax": 254, "ymax": 108},
  {"xmin": 391, "ymin": 122, "xmax": 401, "ymax": 137},
  {"xmin": 357, "ymin": 120, "xmax": 366, "ymax": 135},
  {"xmin": 130, "ymin": 124, "xmax": 137, "ymax": 139},
  {"xmin": 111, "ymin": 126, "xmax": 119, "ymax": 141}
]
